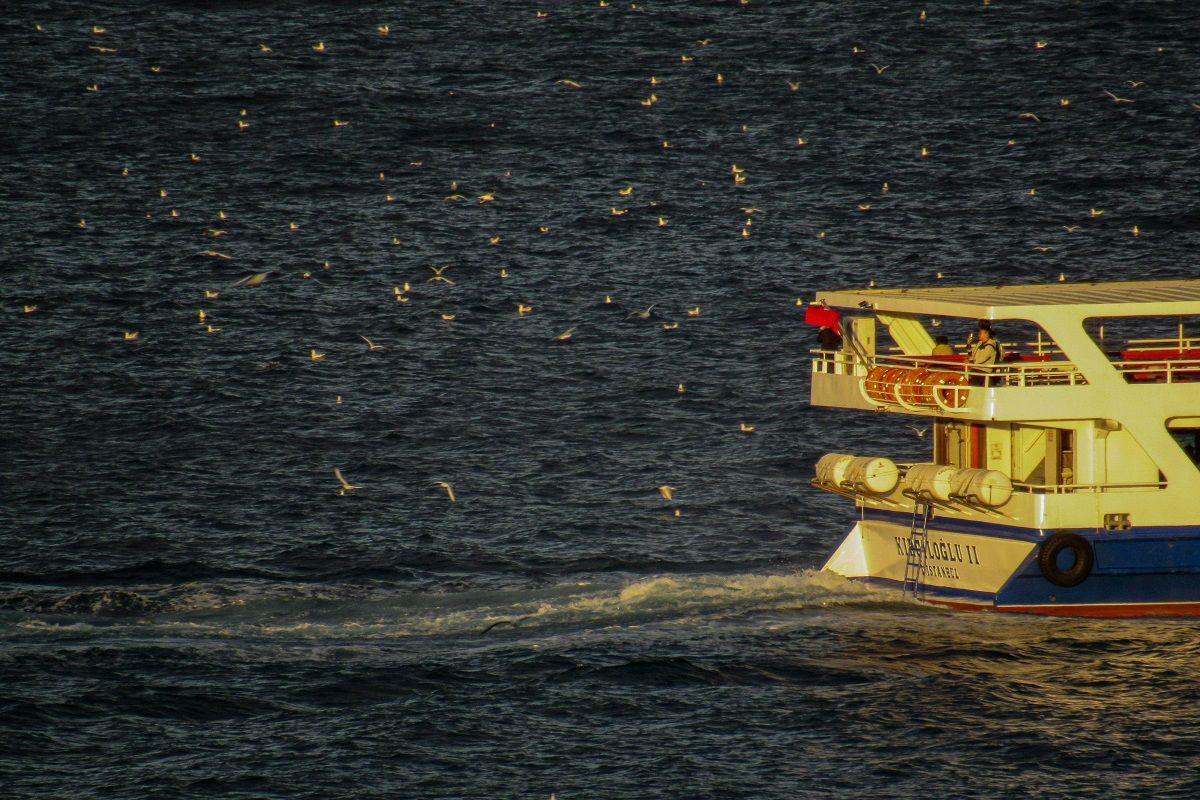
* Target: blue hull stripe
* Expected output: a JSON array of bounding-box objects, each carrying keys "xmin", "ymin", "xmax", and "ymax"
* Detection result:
[{"xmin": 1000, "ymin": 570, "xmax": 1200, "ymax": 606}]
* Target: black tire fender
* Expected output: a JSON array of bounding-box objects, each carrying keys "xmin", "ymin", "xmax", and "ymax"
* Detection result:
[{"xmin": 1038, "ymin": 532, "xmax": 1094, "ymax": 587}]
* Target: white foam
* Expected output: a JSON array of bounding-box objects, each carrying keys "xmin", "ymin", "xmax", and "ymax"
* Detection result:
[{"xmin": 2, "ymin": 570, "xmax": 894, "ymax": 643}]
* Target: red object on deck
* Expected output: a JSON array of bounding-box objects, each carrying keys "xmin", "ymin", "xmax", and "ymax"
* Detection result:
[
  {"xmin": 1116, "ymin": 349, "xmax": 1200, "ymax": 382},
  {"xmin": 1119, "ymin": 348, "xmax": 1200, "ymax": 361},
  {"xmin": 804, "ymin": 305, "xmax": 841, "ymax": 333}
]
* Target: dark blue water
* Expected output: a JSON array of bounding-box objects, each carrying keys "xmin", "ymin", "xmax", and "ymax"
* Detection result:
[{"xmin": 4, "ymin": 2, "xmax": 1200, "ymax": 797}]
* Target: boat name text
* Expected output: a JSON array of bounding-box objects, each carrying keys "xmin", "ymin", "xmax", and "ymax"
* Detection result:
[{"xmin": 894, "ymin": 537, "xmax": 983, "ymax": 566}]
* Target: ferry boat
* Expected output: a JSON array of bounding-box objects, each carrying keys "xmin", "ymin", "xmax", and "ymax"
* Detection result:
[{"xmin": 806, "ymin": 279, "xmax": 1200, "ymax": 617}]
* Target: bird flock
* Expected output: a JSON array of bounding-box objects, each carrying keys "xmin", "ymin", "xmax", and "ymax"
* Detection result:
[{"xmin": 13, "ymin": 7, "xmax": 1196, "ymax": 518}]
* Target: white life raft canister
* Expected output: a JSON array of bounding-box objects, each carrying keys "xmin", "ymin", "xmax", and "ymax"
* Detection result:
[
  {"xmin": 843, "ymin": 456, "xmax": 900, "ymax": 495},
  {"xmin": 902, "ymin": 463, "xmax": 958, "ymax": 501},
  {"xmin": 815, "ymin": 453, "xmax": 856, "ymax": 487},
  {"xmin": 949, "ymin": 468, "xmax": 1013, "ymax": 507}
]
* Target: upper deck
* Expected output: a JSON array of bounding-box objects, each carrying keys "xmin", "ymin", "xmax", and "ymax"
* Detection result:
[{"xmin": 809, "ymin": 279, "xmax": 1200, "ymax": 425}]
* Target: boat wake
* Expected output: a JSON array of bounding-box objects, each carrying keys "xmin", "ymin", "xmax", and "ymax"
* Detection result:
[{"xmin": 0, "ymin": 569, "xmax": 900, "ymax": 642}]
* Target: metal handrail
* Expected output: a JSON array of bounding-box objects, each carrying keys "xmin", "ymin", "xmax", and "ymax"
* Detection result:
[
  {"xmin": 810, "ymin": 350, "xmax": 859, "ymax": 374},
  {"xmin": 1124, "ymin": 336, "xmax": 1200, "ymax": 349},
  {"xmin": 882, "ymin": 342, "xmax": 1069, "ymax": 356},
  {"xmin": 810, "ymin": 350, "xmax": 1085, "ymax": 417},
  {"xmin": 1112, "ymin": 358, "xmax": 1200, "ymax": 385},
  {"xmin": 855, "ymin": 352, "xmax": 1086, "ymax": 388},
  {"xmin": 1011, "ymin": 480, "xmax": 1167, "ymax": 494},
  {"xmin": 826, "ymin": 462, "xmax": 1167, "ymax": 497},
  {"xmin": 818, "ymin": 348, "xmax": 1200, "ymax": 386}
]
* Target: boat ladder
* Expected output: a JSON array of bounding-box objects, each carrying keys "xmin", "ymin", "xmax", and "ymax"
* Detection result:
[{"xmin": 902, "ymin": 501, "xmax": 931, "ymax": 598}]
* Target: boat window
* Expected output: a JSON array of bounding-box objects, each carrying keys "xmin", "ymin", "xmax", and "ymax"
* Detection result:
[
  {"xmin": 1084, "ymin": 315, "xmax": 1200, "ymax": 384},
  {"xmin": 862, "ymin": 316, "xmax": 1083, "ymax": 390},
  {"xmin": 874, "ymin": 317, "xmax": 1063, "ymax": 360},
  {"xmin": 813, "ymin": 313, "xmax": 1082, "ymax": 392},
  {"xmin": 1167, "ymin": 420, "xmax": 1200, "ymax": 468}
]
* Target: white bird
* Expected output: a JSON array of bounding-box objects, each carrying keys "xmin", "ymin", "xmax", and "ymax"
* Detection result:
[
  {"xmin": 233, "ymin": 272, "xmax": 271, "ymax": 288},
  {"xmin": 907, "ymin": 425, "xmax": 928, "ymax": 438},
  {"xmin": 629, "ymin": 304, "xmax": 655, "ymax": 319},
  {"xmin": 360, "ymin": 335, "xmax": 385, "ymax": 351},
  {"xmin": 434, "ymin": 481, "xmax": 456, "ymax": 503},
  {"xmin": 334, "ymin": 468, "xmax": 362, "ymax": 494}
]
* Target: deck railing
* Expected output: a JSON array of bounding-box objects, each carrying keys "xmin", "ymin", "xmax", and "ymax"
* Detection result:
[
  {"xmin": 881, "ymin": 341, "xmax": 1069, "ymax": 359},
  {"xmin": 810, "ymin": 349, "xmax": 865, "ymax": 376},
  {"xmin": 885, "ymin": 463, "xmax": 1166, "ymax": 496},
  {"xmin": 1112, "ymin": 357, "xmax": 1200, "ymax": 384},
  {"xmin": 814, "ymin": 345, "xmax": 1200, "ymax": 397},
  {"xmin": 811, "ymin": 350, "xmax": 1086, "ymax": 388},
  {"xmin": 1011, "ymin": 480, "xmax": 1167, "ymax": 494},
  {"xmin": 1124, "ymin": 336, "xmax": 1200, "ymax": 350}
]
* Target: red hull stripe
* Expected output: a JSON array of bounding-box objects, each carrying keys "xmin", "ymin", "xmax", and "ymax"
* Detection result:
[{"xmin": 926, "ymin": 598, "xmax": 1200, "ymax": 618}]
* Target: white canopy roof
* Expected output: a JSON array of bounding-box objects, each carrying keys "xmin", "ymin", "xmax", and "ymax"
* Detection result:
[{"xmin": 815, "ymin": 279, "xmax": 1200, "ymax": 319}]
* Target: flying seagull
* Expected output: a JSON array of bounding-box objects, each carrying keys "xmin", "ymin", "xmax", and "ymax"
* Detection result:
[{"xmin": 334, "ymin": 468, "xmax": 362, "ymax": 494}]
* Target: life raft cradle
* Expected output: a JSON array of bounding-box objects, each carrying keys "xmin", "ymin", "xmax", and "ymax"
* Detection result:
[
  {"xmin": 861, "ymin": 364, "xmax": 971, "ymax": 413},
  {"xmin": 902, "ymin": 501, "xmax": 932, "ymax": 599}
]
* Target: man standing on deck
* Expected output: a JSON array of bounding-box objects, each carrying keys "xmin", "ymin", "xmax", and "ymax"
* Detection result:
[{"xmin": 968, "ymin": 321, "xmax": 1001, "ymax": 366}]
